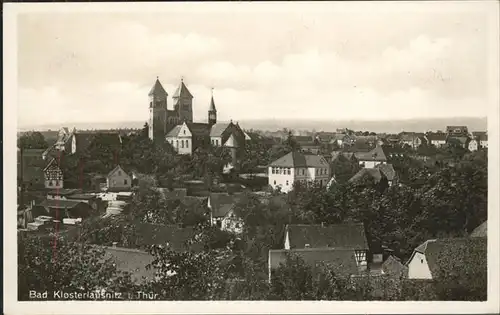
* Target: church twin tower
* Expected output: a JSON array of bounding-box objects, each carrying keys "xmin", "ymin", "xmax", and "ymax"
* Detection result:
[{"xmin": 148, "ymin": 77, "xmax": 217, "ymax": 141}]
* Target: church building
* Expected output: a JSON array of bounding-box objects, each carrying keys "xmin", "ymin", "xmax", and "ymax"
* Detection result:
[{"xmin": 148, "ymin": 77, "xmax": 247, "ymax": 168}]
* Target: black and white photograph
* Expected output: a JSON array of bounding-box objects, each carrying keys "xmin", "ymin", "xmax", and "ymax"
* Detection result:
[{"xmin": 3, "ymin": 1, "xmax": 499, "ymax": 314}]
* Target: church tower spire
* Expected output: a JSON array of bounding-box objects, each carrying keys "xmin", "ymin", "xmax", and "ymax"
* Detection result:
[
  {"xmin": 148, "ymin": 77, "xmax": 168, "ymax": 141},
  {"xmin": 208, "ymin": 87, "xmax": 217, "ymax": 125},
  {"xmin": 172, "ymin": 77, "xmax": 194, "ymax": 123}
]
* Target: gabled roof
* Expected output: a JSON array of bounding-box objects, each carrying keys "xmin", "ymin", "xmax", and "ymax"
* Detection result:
[
  {"xmin": 446, "ymin": 126, "xmax": 468, "ymax": 133},
  {"xmin": 43, "ymin": 157, "xmax": 62, "ymax": 172},
  {"xmin": 172, "ymin": 80, "xmax": 193, "ymax": 99},
  {"xmin": 470, "ymin": 221, "xmax": 487, "ymax": 238},
  {"xmin": 382, "ymin": 255, "xmax": 408, "ymax": 277},
  {"xmin": 269, "ymin": 248, "xmax": 359, "ymax": 277},
  {"xmin": 412, "ymin": 238, "xmax": 487, "ymax": 279},
  {"xmin": 414, "ymin": 239, "xmax": 437, "ymax": 254},
  {"xmin": 165, "ymin": 125, "xmax": 182, "ymax": 137},
  {"xmin": 209, "ymin": 123, "xmax": 230, "ymax": 137},
  {"xmin": 104, "ymin": 246, "xmax": 155, "ymax": 283},
  {"xmin": 270, "ymin": 152, "xmax": 329, "ymax": 168},
  {"xmin": 447, "ymin": 136, "xmax": 470, "ymax": 144},
  {"xmin": 355, "ymin": 145, "xmax": 387, "ymax": 162},
  {"xmin": 209, "ymin": 192, "xmax": 244, "ymax": 218},
  {"xmin": 187, "ymin": 123, "xmax": 211, "ymax": 137},
  {"xmin": 285, "ymin": 223, "xmax": 368, "ymax": 250},
  {"xmin": 107, "ymin": 165, "xmax": 129, "ymax": 178},
  {"xmin": 73, "ymin": 131, "xmax": 122, "ymax": 151},
  {"xmin": 376, "ymin": 163, "xmax": 396, "ymax": 181},
  {"xmin": 148, "ymin": 78, "xmax": 168, "ymax": 96}
]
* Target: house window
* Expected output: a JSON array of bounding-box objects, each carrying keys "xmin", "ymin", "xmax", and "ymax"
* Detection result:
[
  {"xmin": 302, "ymin": 169, "xmax": 305, "ymax": 175},
  {"xmin": 355, "ymin": 250, "xmax": 366, "ymax": 262},
  {"xmin": 287, "ymin": 168, "xmax": 291, "ymax": 175},
  {"xmin": 183, "ymin": 130, "xmax": 186, "ymax": 135},
  {"xmin": 274, "ymin": 180, "xmax": 276, "ymax": 185},
  {"xmin": 286, "ymin": 180, "xmax": 289, "ymax": 186},
  {"xmin": 124, "ymin": 179, "xmax": 128, "ymax": 185},
  {"xmin": 181, "ymin": 140, "xmax": 185, "ymax": 148},
  {"xmin": 176, "ymin": 140, "xmax": 178, "ymax": 147},
  {"xmin": 48, "ymin": 181, "xmax": 53, "ymax": 186},
  {"xmin": 216, "ymin": 139, "xmax": 219, "ymax": 146},
  {"xmin": 186, "ymin": 140, "xmax": 189, "ymax": 148},
  {"xmin": 56, "ymin": 180, "xmax": 59, "ymax": 186}
]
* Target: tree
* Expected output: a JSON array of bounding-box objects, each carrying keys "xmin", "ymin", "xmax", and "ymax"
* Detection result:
[
  {"xmin": 140, "ymin": 245, "xmax": 233, "ymax": 300},
  {"xmin": 285, "ymin": 131, "xmax": 301, "ymax": 152},
  {"xmin": 18, "ymin": 131, "xmax": 48, "ymax": 150},
  {"xmin": 18, "ymin": 235, "xmax": 137, "ymax": 300},
  {"xmin": 268, "ymin": 252, "xmax": 370, "ymax": 300}
]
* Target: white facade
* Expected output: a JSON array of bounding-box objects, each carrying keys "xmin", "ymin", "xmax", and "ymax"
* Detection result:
[
  {"xmin": 358, "ymin": 160, "xmax": 385, "ymax": 169},
  {"xmin": 407, "ymin": 252, "xmax": 433, "ymax": 279},
  {"xmin": 268, "ymin": 165, "xmax": 330, "ymax": 193},
  {"xmin": 430, "ymin": 139, "xmax": 446, "ymax": 148},
  {"xmin": 468, "ymin": 139, "xmax": 478, "ymax": 152},
  {"xmin": 107, "ymin": 166, "xmax": 132, "ymax": 190},
  {"xmin": 166, "ymin": 122, "xmax": 193, "ymax": 155}
]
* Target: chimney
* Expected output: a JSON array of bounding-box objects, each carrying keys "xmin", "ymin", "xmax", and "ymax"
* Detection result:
[{"xmin": 112, "ymin": 242, "xmax": 118, "ymax": 248}]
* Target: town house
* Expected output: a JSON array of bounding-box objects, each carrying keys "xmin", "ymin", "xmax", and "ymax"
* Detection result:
[
  {"xmin": 283, "ymin": 223, "xmax": 369, "ymax": 270},
  {"xmin": 268, "ymin": 151, "xmax": 330, "ymax": 193},
  {"xmin": 106, "ymin": 165, "xmax": 132, "ymax": 191}
]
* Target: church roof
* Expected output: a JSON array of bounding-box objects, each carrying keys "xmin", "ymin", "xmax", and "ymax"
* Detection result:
[
  {"xmin": 209, "ymin": 95, "xmax": 216, "ymax": 112},
  {"xmin": 187, "ymin": 123, "xmax": 211, "ymax": 137},
  {"xmin": 172, "ymin": 80, "xmax": 193, "ymax": 99},
  {"xmin": 148, "ymin": 78, "xmax": 168, "ymax": 97},
  {"xmin": 210, "ymin": 123, "xmax": 230, "ymax": 137}
]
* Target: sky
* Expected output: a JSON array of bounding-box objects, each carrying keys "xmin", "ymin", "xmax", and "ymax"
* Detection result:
[{"xmin": 15, "ymin": 2, "xmax": 499, "ymax": 128}]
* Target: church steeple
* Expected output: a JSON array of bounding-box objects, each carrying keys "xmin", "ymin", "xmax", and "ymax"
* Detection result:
[
  {"xmin": 208, "ymin": 88, "xmax": 217, "ymax": 125},
  {"xmin": 148, "ymin": 76, "xmax": 168, "ymax": 141},
  {"xmin": 172, "ymin": 77, "xmax": 194, "ymax": 123},
  {"xmin": 148, "ymin": 76, "xmax": 168, "ymax": 97}
]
